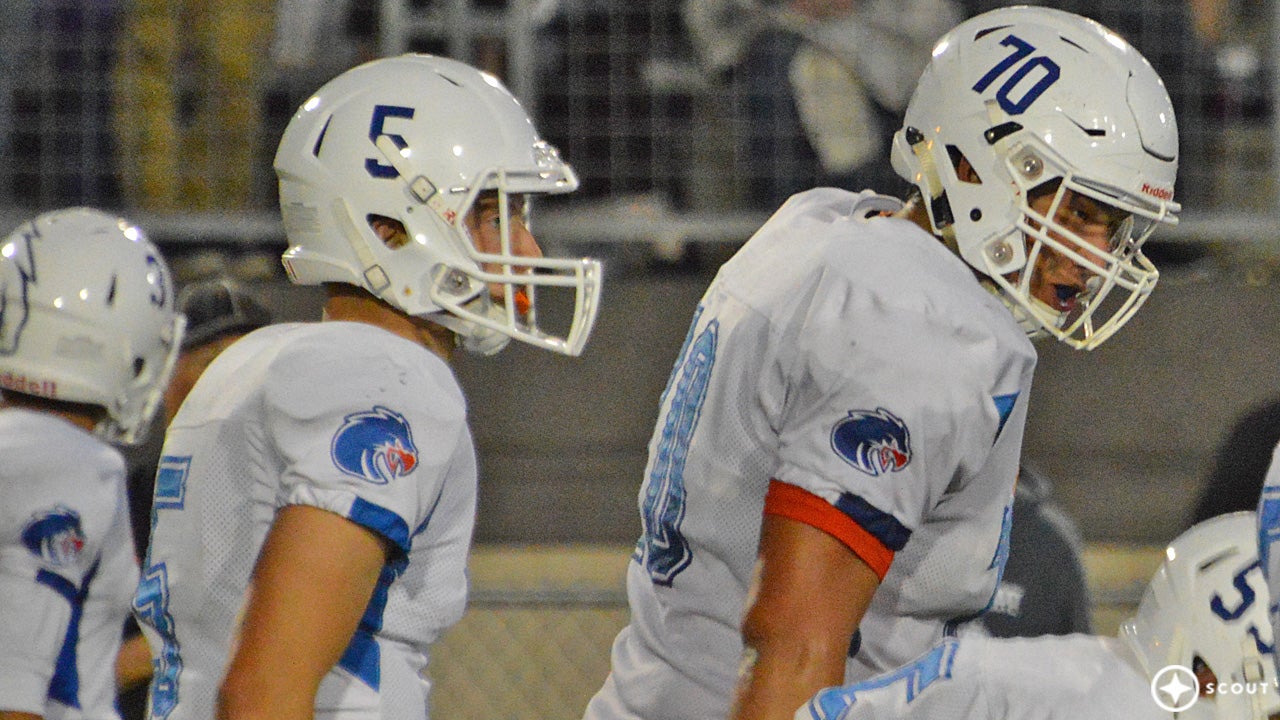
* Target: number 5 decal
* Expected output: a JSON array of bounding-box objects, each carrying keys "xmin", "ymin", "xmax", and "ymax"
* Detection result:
[
  {"xmin": 972, "ymin": 35, "xmax": 1061, "ymax": 115},
  {"xmin": 365, "ymin": 105, "xmax": 415, "ymax": 178}
]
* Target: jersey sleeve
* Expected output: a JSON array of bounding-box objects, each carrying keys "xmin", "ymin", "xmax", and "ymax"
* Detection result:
[
  {"xmin": 768, "ymin": 266, "xmax": 1006, "ymax": 577},
  {"xmin": 262, "ymin": 331, "xmax": 471, "ymax": 556},
  {"xmin": 1257, "ymin": 439, "xmax": 1280, "ymax": 675},
  {"xmin": 797, "ymin": 637, "xmax": 982, "ymax": 720},
  {"xmin": 0, "ymin": 527, "xmax": 77, "ymax": 712},
  {"xmin": 797, "ymin": 635, "xmax": 1163, "ymax": 720},
  {"xmin": 77, "ymin": 479, "xmax": 141, "ymax": 718}
]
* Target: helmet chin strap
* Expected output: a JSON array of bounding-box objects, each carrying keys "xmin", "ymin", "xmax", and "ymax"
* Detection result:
[
  {"xmin": 979, "ymin": 278, "xmax": 1056, "ymax": 341},
  {"xmin": 429, "ymin": 296, "xmax": 512, "ymax": 356}
]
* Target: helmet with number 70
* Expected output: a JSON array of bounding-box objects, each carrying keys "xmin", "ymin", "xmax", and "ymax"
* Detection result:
[
  {"xmin": 1121, "ymin": 511, "xmax": 1280, "ymax": 720},
  {"xmin": 891, "ymin": 6, "xmax": 1179, "ymax": 349},
  {"xmin": 0, "ymin": 207, "xmax": 184, "ymax": 444},
  {"xmin": 274, "ymin": 53, "xmax": 602, "ymax": 356}
]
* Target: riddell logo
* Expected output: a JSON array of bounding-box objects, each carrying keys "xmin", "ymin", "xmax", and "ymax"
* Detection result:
[
  {"xmin": 1141, "ymin": 183, "xmax": 1174, "ymax": 201},
  {"xmin": 0, "ymin": 372, "xmax": 56, "ymax": 397}
]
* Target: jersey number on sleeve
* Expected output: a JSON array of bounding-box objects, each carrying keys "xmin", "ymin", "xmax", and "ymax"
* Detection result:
[
  {"xmin": 636, "ymin": 315, "xmax": 718, "ymax": 586},
  {"xmin": 133, "ymin": 456, "xmax": 191, "ymax": 720}
]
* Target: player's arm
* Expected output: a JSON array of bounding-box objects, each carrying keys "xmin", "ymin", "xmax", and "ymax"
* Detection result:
[
  {"xmin": 728, "ymin": 511, "xmax": 881, "ymax": 720},
  {"xmin": 0, "ymin": 711, "xmax": 41, "ymax": 720},
  {"xmin": 216, "ymin": 504, "xmax": 390, "ymax": 720},
  {"xmin": 116, "ymin": 633, "xmax": 153, "ymax": 690}
]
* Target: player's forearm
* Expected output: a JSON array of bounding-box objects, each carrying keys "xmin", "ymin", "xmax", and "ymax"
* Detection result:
[
  {"xmin": 216, "ymin": 683, "xmax": 317, "ymax": 720},
  {"xmin": 728, "ymin": 637, "xmax": 850, "ymax": 720},
  {"xmin": 0, "ymin": 711, "xmax": 43, "ymax": 720}
]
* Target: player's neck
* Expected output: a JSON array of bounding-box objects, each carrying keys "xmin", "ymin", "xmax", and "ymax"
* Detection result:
[
  {"xmin": 0, "ymin": 391, "xmax": 102, "ymax": 432},
  {"xmin": 321, "ymin": 285, "xmax": 456, "ymax": 362}
]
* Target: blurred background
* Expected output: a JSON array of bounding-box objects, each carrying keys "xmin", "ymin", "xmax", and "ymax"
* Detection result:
[{"xmin": 6, "ymin": 0, "xmax": 1279, "ymax": 716}]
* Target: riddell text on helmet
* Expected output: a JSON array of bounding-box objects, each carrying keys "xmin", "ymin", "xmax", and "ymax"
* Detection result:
[{"xmin": 0, "ymin": 373, "xmax": 57, "ymax": 397}]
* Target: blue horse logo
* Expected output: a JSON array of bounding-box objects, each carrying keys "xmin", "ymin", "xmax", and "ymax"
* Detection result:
[
  {"xmin": 331, "ymin": 406, "xmax": 419, "ymax": 485},
  {"xmin": 831, "ymin": 407, "xmax": 912, "ymax": 477}
]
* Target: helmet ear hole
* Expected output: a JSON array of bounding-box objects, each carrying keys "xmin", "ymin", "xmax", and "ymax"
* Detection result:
[
  {"xmin": 133, "ymin": 357, "xmax": 145, "ymax": 378},
  {"xmin": 946, "ymin": 146, "xmax": 981, "ymax": 184},
  {"xmin": 1191, "ymin": 654, "xmax": 1216, "ymax": 690},
  {"xmin": 367, "ymin": 215, "xmax": 410, "ymax": 250}
]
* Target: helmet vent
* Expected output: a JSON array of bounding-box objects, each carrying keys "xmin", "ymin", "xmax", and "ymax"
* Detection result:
[
  {"xmin": 983, "ymin": 122, "xmax": 1022, "ymax": 145},
  {"xmin": 1196, "ymin": 547, "xmax": 1238, "ymax": 572},
  {"xmin": 974, "ymin": 25, "xmax": 1013, "ymax": 41},
  {"xmin": 435, "ymin": 71, "xmax": 462, "ymax": 88},
  {"xmin": 107, "ymin": 274, "xmax": 118, "ymax": 305},
  {"xmin": 312, "ymin": 115, "xmax": 333, "ymax": 157},
  {"xmin": 133, "ymin": 357, "xmax": 144, "ymax": 378},
  {"xmin": 1059, "ymin": 36, "xmax": 1087, "ymax": 53},
  {"xmin": 1068, "ymin": 119, "xmax": 1107, "ymax": 138}
]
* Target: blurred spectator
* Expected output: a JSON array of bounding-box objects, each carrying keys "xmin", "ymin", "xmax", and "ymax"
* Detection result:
[
  {"xmin": 682, "ymin": 0, "xmax": 959, "ymax": 209},
  {"xmin": 259, "ymin": 1, "xmax": 376, "ymax": 204},
  {"xmin": 112, "ymin": 1, "xmax": 274, "ymax": 211},
  {"xmin": 535, "ymin": 1, "xmax": 696, "ymax": 206}
]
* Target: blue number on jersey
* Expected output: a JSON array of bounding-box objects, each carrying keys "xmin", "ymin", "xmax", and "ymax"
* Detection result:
[
  {"xmin": 133, "ymin": 455, "xmax": 191, "ymax": 720},
  {"xmin": 636, "ymin": 314, "xmax": 718, "ymax": 586},
  {"xmin": 972, "ymin": 35, "xmax": 1061, "ymax": 115}
]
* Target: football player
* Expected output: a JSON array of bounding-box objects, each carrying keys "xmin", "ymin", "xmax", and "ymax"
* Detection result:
[
  {"xmin": 0, "ymin": 208, "xmax": 183, "ymax": 720},
  {"xmin": 131, "ymin": 55, "xmax": 603, "ymax": 720},
  {"xmin": 799, "ymin": 511, "xmax": 1280, "ymax": 720},
  {"xmin": 1255, "ymin": 440, "xmax": 1280, "ymax": 682},
  {"xmin": 584, "ymin": 7, "xmax": 1179, "ymax": 720}
]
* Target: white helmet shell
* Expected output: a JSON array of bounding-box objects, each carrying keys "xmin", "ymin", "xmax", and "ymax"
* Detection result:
[
  {"xmin": 274, "ymin": 53, "xmax": 602, "ymax": 356},
  {"xmin": 0, "ymin": 208, "xmax": 184, "ymax": 444},
  {"xmin": 1121, "ymin": 512, "xmax": 1279, "ymax": 719},
  {"xmin": 892, "ymin": 6, "xmax": 1179, "ymax": 349}
]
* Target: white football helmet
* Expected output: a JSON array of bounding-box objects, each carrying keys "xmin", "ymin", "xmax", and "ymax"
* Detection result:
[
  {"xmin": 274, "ymin": 53, "xmax": 602, "ymax": 356},
  {"xmin": 0, "ymin": 208, "xmax": 184, "ymax": 444},
  {"xmin": 892, "ymin": 6, "xmax": 1179, "ymax": 350},
  {"xmin": 1121, "ymin": 512, "xmax": 1280, "ymax": 720}
]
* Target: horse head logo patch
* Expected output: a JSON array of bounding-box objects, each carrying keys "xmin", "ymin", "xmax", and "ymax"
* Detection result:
[
  {"xmin": 831, "ymin": 407, "xmax": 912, "ymax": 477},
  {"xmin": 21, "ymin": 506, "xmax": 86, "ymax": 566},
  {"xmin": 331, "ymin": 405, "xmax": 419, "ymax": 485}
]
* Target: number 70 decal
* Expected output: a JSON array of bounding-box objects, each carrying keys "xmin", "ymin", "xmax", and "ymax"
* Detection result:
[{"xmin": 972, "ymin": 35, "xmax": 1061, "ymax": 116}]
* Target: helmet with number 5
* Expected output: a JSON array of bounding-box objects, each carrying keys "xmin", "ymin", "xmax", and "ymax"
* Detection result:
[
  {"xmin": 892, "ymin": 6, "xmax": 1179, "ymax": 349},
  {"xmin": 0, "ymin": 208, "xmax": 184, "ymax": 444},
  {"xmin": 1121, "ymin": 511, "xmax": 1280, "ymax": 720},
  {"xmin": 274, "ymin": 53, "xmax": 602, "ymax": 356}
]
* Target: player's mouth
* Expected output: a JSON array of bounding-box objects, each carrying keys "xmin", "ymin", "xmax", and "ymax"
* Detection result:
[{"xmin": 1051, "ymin": 283, "xmax": 1082, "ymax": 312}]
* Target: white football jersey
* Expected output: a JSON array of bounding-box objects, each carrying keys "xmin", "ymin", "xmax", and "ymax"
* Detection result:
[
  {"xmin": 585, "ymin": 189, "xmax": 1037, "ymax": 720},
  {"xmin": 798, "ymin": 634, "xmax": 1169, "ymax": 720},
  {"xmin": 134, "ymin": 322, "xmax": 477, "ymax": 720},
  {"xmin": 1257, "ymin": 440, "xmax": 1280, "ymax": 678},
  {"xmin": 0, "ymin": 408, "xmax": 138, "ymax": 720}
]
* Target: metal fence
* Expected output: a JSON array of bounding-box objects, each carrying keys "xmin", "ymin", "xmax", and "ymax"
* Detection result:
[
  {"xmin": 0, "ymin": 0, "xmax": 1278, "ymax": 249},
  {"xmin": 427, "ymin": 542, "xmax": 1157, "ymax": 720}
]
